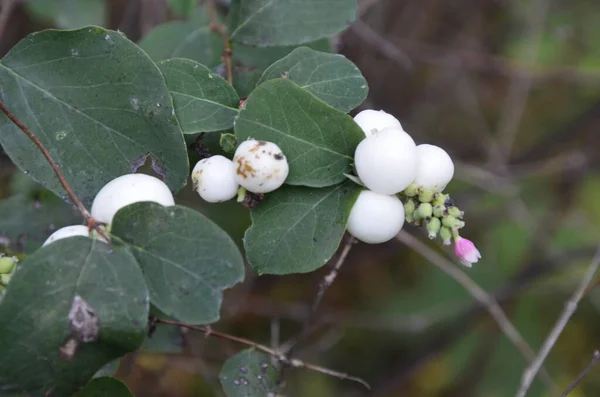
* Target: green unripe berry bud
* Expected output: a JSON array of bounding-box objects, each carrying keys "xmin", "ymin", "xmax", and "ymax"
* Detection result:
[
  {"xmin": 417, "ymin": 203, "xmax": 433, "ymax": 219},
  {"xmin": 442, "ymin": 215, "xmax": 458, "ymax": 228},
  {"xmin": 1, "ymin": 273, "xmax": 11, "ymax": 286},
  {"xmin": 412, "ymin": 209, "xmax": 422, "ymax": 226},
  {"xmin": 219, "ymin": 133, "xmax": 238, "ymax": 154},
  {"xmin": 433, "ymin": 205, "xmax": 446, "ymax": 218},
  {"xmin": 404, "ymin": 183, "xmax": 418, "ymax": 197},
  {"xmin": 432, "ymin": 192, "xmax": 448, "ymax": 206},
  {"xmin": 0, "ymin": 257, "xmax": 16, "ymax": 274},
  {"xmin": 418, "ymin": 189, "xmax": 434, "ymax": 203},
  {"xmin": 447, "ymin": 206, "xmax": 464, "ymax": 219},
  {"xmin": 440, "ymin": 226, "xmax": 452, "ymax": 245},
  {"xmin": 404, "ymin": 199, "xmax": 416, "ymax": 223},
  {"xmin": 427, "ymin": 217, "xmax": 441, "ymax": 239}
]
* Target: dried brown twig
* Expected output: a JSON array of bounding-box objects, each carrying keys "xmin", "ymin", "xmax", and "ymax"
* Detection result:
[
  {"xmin": 156, "ymin": 318, "xmax": 370, "ymax": 390},
  {"xmin": 0, "ymin": 100, "xmax": 109, "ymax": 241},
  {"xmin": 206, "ymin": 0, "xmax": 233, "ymax": 84}
]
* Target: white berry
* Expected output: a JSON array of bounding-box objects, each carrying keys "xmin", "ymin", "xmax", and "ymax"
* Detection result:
[
  {"xmin": 233, "ymin": 139, "xmax": 289, "ymax": 194},
  {"xmin": 347, "ymin": 190, "xmax": 405, "ymax": 244},
  {"xmin": 42, "ymin": 225, "xmax": 107, "ymax": 246},
  {"xmin": 354, "ymin": 126, "xmax": 417, "ymax": 195},
  {"xmin": 91, "ymin": 174, "xmax": 174, "ymax": 225},
  {"xmin": 353, "ymin": 109, "xmax": 402, "ymax": 137},
  {"xmin": 192, "ymin": 155, "xmax": 239, "ymax": 203},
  {"xmin": 413, "ymin": 144, "xmax": 454, "ymax": 192}
]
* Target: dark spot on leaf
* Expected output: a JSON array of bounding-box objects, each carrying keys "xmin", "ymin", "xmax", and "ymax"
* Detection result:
[
  {"xmin": 313, "ymin": 238, "xmax": 317, "ymax": 243},
  {"xmin": 131, "ymin": 153, "xmax": 150, "ymax": 173},
  {"xmin": 151, "ymin": 157, "xmax": 167, "ymax": 178}
]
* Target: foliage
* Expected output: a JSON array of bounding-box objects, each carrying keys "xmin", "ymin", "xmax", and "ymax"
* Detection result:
[{"xmin": 0, "ymin": 2, "xmax": 368, "ymax": 396}]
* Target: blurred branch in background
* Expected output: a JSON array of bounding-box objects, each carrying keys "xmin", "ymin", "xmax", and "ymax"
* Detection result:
[
  {"xmin": 517, "ymin": 247, "xmax": 600, "ymax": 397},
  {"xmin": 0, "ymin": 0, "xmax": 16, "ymax": 41},
  {"xmin": 396, "ymin": 230, "xmax": 558, "ymax": 392},
  {"xmin": 560, "ymin": 350, "xmax": 600, "ymax": 397}
]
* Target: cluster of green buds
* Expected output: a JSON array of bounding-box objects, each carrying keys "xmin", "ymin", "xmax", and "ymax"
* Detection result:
[
  {"xmin": 401, "ymin": 184, "xmax": 465, "ymax": 245},
  {"xmin": 0, "ymin": 254, "xmax": 18, "ymax": 294}
]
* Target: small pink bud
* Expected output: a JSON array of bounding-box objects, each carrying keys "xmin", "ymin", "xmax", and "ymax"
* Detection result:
[{"xmin": 453, "ymin": 237, "xmax": 481, "ymax": 267}]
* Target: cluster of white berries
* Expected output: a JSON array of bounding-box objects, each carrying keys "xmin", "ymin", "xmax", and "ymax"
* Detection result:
[
  {"xmin": 191, "ymin": 139, "xmax": 289, "ymax": 203},
  {"xmin": 43, "ymin": 174, "xmax": 175, "ymax": 246},
  {"xmin": 347, "ymin": 110, "xmax": 479, "ymax": 267},
  {"xmin": 0, "ymin": 254, "xmax": 18, "ymax": 294}
]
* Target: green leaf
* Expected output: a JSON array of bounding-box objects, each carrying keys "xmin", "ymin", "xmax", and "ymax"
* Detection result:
[
  {"xmin": 139, "ymin": 16, "xmax": 222, "ymax": 68},
  {"xmin": 232, "ymin": 39, "xmax": 332, "ymax": 70},
  {"xmin": 158, "ymin": 58, "xmax": 239, "ymax": 134},
  {"xmin": 0, "ymin": 193, "xmax": 80, "ymax": 254},
  {"xmin": 244, "ymin": 182, "xmax": 361, "ymax": 275},
  {"xmin": 167, "ymin": 0, "xmax": 197, "ymax": 18},
  {"xmin": 93, "ymin": 359, "xmax": 121, "ymax": 378},
  {"xmin": 234, "ymin": 79, "xmax": 364, "ymax": 187},
  {"xmin": 25, "ymin": 0, "xmax": 106, "ymax": 29},
  {"xmin": 219, "ymin": 349, "xmax": 279, "ymax": 397},
  {"xmin": 232, "ymin": 68, "xmax": 263, "ymax": 98},
  {"xmin": 229, "ymin": 0, "xmax": 357, "ymax": 47},
  {"xmin": 76, "ymin": 377, "xmax": 133, "ymax": 397},
  {"xmin": 0, "ymin": 238, "xmax": 149, "ymax": 396},
  {"xmin": 257, "ymin": 47, "xmax": 368, "ymax": 112},
  {"xmin": 141, "ymin": 323, "xmax": 183, "ymax": 354},
  {"xmin": 0, "ymin": 27, "xmax": 189, "ymax": 205},
  {"xmin": 111, "ymin": 202, "xmax": 245, "ymax": 324}
]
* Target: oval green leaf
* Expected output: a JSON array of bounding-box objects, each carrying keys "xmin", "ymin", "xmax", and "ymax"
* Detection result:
[
  {"xmin": 219, "ymin": 349, "xmax": 279, "ymax": 397},
  {"xmin": 0, "ymin": 193, "xmax": 80, "ymax": 254},
  {"xmin": 257, "ymin": 47, "xmax": 368, "ymax": 112},
  {"xmin": 0, "ymin": 27, "xmax": 189, "ymax": 205},
  {"xmin": 76, "ymin": 377, "xmax": 134, "ymax": 397},
  {"xmin": 234, "ymin": 79, "xmax": 364, "ymax": 187},
  {"xmin": 0, "ymin": 238, "xmax": 149, "ymax": 396},
  {"xmin": 244, "ymin": 182, "xmax": 361, "ymax": 275},
  {"xmin": 229, "ymin": 0, "xmax": 357, "ymax": 47},
  {"xmin": 232, "ymin": 39, "xmax": 332, "ymax": 70},
  {"xmin": 111, "ymin": 202, "xmax": 245, "ymax": 325},
  {"xmin": 158, "ymin": 58, "xmax": 239, "ymax": 134},
  {"xmin": 139, "ymin": 14, "xmax": 222, "ymax": 68}
]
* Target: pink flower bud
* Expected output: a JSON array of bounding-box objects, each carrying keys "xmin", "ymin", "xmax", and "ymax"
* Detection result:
[{"xmin": 453, "ymin": 237, "xmax": 481, "ymax": 267}]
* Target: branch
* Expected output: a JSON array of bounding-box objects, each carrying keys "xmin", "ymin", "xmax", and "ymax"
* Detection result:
[
  {"xmin": 0, "ymin": 100, "xmax": 110, "ymax": 241},
  {"xmin": 560, "ymin": 350, "xmax": 600, "ymax": 397},
  {"xmin": 395, "ymin": 231, "xmax": 558, "ymax": 392},
  {"xmin": 0, "ymin": 0, "xmax": 15, "ymax": 42},
  {"xmin": 277, "ymin": 235, "xmax": 356, "ymax": 386},
  {"xmin": 155, "ymin": 318, "xmax": 370, "ymax": 390},
  {"xmin": 516, "ymin": 247, "xmax": 600, "ymax": 397},
  {"xmin": 206, "ymin": 0, "xmax": 233, "ymax": 84}
]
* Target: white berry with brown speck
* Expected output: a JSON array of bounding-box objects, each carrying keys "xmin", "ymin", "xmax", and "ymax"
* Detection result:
[{"xmin": 233, "ymin": 139, "xmax": 289, "ymax": 194}]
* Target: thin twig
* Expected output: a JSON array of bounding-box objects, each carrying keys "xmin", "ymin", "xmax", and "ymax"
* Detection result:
[
  {"xmin": 155, "ymin": 318, "xmax": 370, "ymax": 390},
  {"xmin": 496, "ymin": 0, "xmax": 550, "ymax": 160},
  {"xmin": 560, "ymin": 350, "xmax": 600, "ymax": 397},
  {"xmin": 516, "ymin": 247, "xmax": 600, "ymax": 397},
  {"xmin": 280, "ymin": 236, "xmax": 356, "ymax": 364},
  {"xmin": 0, "ymin": 0, "xmax": 15, "ymax": 41},
  {"xmin": 0, "ymin": 100, "xmax": 110, "ymax": 241},
  {"xmin": 396, "ymin": 231, "xmax": 558, "ymax": 392},
  {"xmin": 206, "ymin": 0, "xmax": 233, "ymax": 84}
]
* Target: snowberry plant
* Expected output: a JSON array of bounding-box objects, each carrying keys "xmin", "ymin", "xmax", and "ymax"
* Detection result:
[{"xmin": 0, "ymin": 1, "xmax": 480, "ymax": 396}]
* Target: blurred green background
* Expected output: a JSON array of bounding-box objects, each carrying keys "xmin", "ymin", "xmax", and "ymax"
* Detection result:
[{"xmin": 2, "ymin": 0, "xmax": 600, "ymax": 396}]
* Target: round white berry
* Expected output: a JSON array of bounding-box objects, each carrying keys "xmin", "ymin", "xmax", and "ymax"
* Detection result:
[
  {"xmin": 91, "ymin": 174, "xmax": 174, "ymax": 225},
  {"xmin": 347, "ymin": 190, "xmax": 405, "ymax": 244},
  {"xmin": 192, "ymin": 155, "xmax": 239, "ymax": 203},
  {"xmin": 233, "ymin": 139, "xmax": 289, "ymax": 194},
  {"xmin": 353, "ymin": 109, "xmax": 402, "ymax": 137},
  {"xmin": 413, "ymin": 144, "xmax": 454, "ymax": 192},
  {"xmin": 354, "ymin": 126, "xmax": 417, "ymax": 195},
  {"xmin": 43, "ymin": 225, "xmax": 90, "ymax": 246}
]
